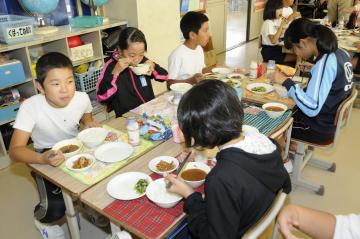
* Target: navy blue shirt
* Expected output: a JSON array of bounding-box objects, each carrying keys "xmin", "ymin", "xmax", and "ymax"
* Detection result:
[{"xmin": 283, "ymin": 49, "xmax": 353, "ymax": 134}]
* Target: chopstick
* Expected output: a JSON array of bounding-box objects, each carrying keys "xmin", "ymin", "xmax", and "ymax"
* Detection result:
[{"xmin": 165, "ymin": 151, "xmax": 192, "ymax": 189}]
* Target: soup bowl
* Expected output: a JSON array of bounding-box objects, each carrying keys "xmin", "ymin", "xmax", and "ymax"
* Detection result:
[
  {"xmin": 52, "ymin": 138, "xmax": 83, "ymax": 158},
  {"xmin": 180, "ymin": 162, "xmax": 211, "ymax": 188},
  {"xmin": 146, "ymin": 178, "xmax": 183, "ymax": 208},
  {"xmin": 130, "ymin": 63, "xmax": 150, "ymax": 75},
  {"xmin": 262, "ymin": 102, "xmax": 288, "ymax": 119},
  {"xmin": 78, "ymin": 127, "xmax": 109, "ymax": 148}
]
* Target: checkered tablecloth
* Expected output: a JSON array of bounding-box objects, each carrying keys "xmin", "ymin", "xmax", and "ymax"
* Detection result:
[
  {"xmin": 244, "ymin": 109, "xmax": 292, "ymax": 136},
  {"xmin": 103, "ymin": 152, "xmax": 205, "ymax": 239},
  {"xmin": 102, "ymin": 110, "xmax": 291, "ymax": 238}
]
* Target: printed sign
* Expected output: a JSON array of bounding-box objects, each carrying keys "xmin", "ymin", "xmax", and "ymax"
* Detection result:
[{"xmin": 6, "ymin": 26, "xmax": 33, "ymax": 39}]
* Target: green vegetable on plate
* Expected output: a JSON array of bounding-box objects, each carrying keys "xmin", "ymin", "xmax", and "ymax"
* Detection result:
[{"xmin": 134, "ymin": 179, "xmax": 149, "ymax": 194}]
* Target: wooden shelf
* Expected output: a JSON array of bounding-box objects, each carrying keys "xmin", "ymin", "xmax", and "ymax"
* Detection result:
[
  {"xmin": 0, "ymin": 78, "xmax": 33, "ymax": 91},
  {"xmin": 0, "ymin": 19, "xmax": 127, "ymax": 53},
  {"xmin": 73, "ymin": 56, "xmax": 103, "ymax": 66},
  {"xmin": 0, "ymin": 117, "xmax": 15, "ymax": 127}
]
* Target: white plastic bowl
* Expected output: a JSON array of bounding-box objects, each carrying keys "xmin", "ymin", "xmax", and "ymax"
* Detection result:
[
  {"xmin": 77, "ymin": 127, "xmax": 109, "ymax": 148},
  {"xmin": 211, "ymin": 67, "xmax": 233, "ymax": 75},
  {"xmin": 65, "ymin": 153, "xmax": 95, "ymax": 172},
  {"xmin": 169, "ymin": 83, "xmax": 192, "ymax": 94},
  {"xmin": 262, "ymin": 102, "xmax": 288, "ymax": 119},
  {"xmin": 148, "ymin": 156, "xmax": 179, "ymax": 175},
  {"xmin": 130, "ymin": 63, "xmax": 150, "ymax": 75},
  {"xmin": 180, "ymin": 162, "xmax": 211, "ymax": 188},
  {"xmin": 52, "ymin": 138, "xmax": 83, "ymax": 158},
  {"xmin": 146, "ymin": 178, "xmax": 182, "ymax": 208}
]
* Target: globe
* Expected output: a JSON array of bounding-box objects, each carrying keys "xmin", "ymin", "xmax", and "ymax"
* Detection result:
[
  {"xmin": 19, "ymin": 0, "xmax": 59, "ymax": 15},
  {"xmin": 81, "ymin": 0, "xmax": 108, "ymax": 7}
]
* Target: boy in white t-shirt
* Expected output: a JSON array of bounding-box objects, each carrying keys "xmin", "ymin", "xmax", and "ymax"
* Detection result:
[
  {"xmin": 9, "ymin": 52, "xmax": 98, "ymax": 233},
  {"xmin": 167, "ymin": 11, "xmax": 210, "ymax": 88}
]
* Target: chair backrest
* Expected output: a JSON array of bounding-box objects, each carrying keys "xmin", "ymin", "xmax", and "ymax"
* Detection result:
[
  {"xmin": 331, "ymin": 89, "xmax": 358, "ymax": 148},
  {"xmin": 270, "ymin": 117, "xmax": 294, "ymax": 160},
  {"xmin": 242, "ymin": 191, "xmax": 287, "ymax": 239}
]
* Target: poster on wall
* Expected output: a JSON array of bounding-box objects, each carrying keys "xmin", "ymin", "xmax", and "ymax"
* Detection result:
[{"xmin": 254, "ymin": 0, "xmax": 266, "ymax": 12}]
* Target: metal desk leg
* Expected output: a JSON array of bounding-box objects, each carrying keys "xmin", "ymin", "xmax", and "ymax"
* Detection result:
[{"xmin": 62, "ymin": 191, "xmax": 80, "ymax": 239}]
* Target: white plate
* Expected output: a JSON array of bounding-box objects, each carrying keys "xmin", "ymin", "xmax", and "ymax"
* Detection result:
[
  {"xmin": 221, "ymin": 78, "xmax": 242, "ymax": 88},
  {"xmin": 107, "ymin": 172, "xmax": 152, "ymax": 200},
  {"xmin": 227, "ymin": 73, "xmax": 245, "ymax": 80},
  {"xmin": 211, "ymin": 67, "xmax": 232, "ymax": 75},
  {"xmin": 148, "ymin": 156, "xmax": 179, "ymax": 175},
  {"xmin": 95, "ymin": 142, "xmax": 134, "ymax": 163},
  {"xmin": 246, "ymin": 83, "xmax": 274, "ymax": 94},
  {"xmin": 65, "ymin": 153, "xmax": 95, "ymax": 172},
  {"xmin": 203, "ymin": 73, "xmax": 222, "ymax": 80}
]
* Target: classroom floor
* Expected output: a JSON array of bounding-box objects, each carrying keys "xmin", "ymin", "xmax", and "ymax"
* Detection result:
[{"xmin": 1, "ymin": 41, "xmax": 359, "ymax": 239}]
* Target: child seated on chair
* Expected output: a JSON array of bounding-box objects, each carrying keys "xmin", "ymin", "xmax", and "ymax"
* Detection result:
[
  {"xmin": 96, "ymin": 27, "xmax": 168, "ymax": 117},
  {"xmin": 166, "ymin": 80, "xmax": 291, "ymax": 239},
  {"xmin": 274, "ymin": 18, "xmax": 354, "ymax": 144},
  {"xmin": 167, "ymin": 11, "xmax": 211, "ymax": 88},
  {"xmin": 8, "ymin": 52, "xmax": 98, "ymax": 233},
  {"xmin": 282, "ymin": 0, "xmax": 301, "ymax": 21},
  {"xmin": 260, "ymin": 0, "xmax": 297, "ymax": 64}
]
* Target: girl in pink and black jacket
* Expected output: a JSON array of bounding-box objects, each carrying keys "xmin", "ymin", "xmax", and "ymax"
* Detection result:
[{"xmin": 96, "ymin": 27, "xmax": 168, "ymax": 117}]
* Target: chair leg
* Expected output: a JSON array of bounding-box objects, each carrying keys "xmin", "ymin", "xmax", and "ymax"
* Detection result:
[
  {"xmin": 306, "ymin": 146, "xmax": 336, "ymax": 172},
  {"xmin": 308, "ymin": 158, "xmax": 336, "ymax": 172},
  {"xmin": 291, "ymin": 143, "xmax": 325, "ymax": 195},
  {"xmin": 271, "ymin": 223, "xmax": 279, "ymax": 239}
]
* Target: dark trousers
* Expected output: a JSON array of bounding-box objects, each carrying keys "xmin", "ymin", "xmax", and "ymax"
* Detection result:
[
  {"xmin": 33, "ymin": 149, "xmax": 66, "ymax": 223},
  {"xmin": 261, "ymin": 45, "xmax": 286, "ymax": 64},
  {"xmin": 291, "ymin": 111, "xmax": 334, "ymax": 145}
]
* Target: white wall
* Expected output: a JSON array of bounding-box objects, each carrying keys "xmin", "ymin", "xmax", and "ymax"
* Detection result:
[
  {"xmin": 207, "ymin": 0, "xmax": 227, "ymax": 54},
  {"xmin": 104, "ymin": 0, "xmax": 181, "ymax": 94},
  {"xmin": 248, "ymin": 0, "xmax": 263, "ymax": 40}
]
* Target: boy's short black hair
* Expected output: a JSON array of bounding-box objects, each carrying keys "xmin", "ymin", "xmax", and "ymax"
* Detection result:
[
  {"xmin": 118, "ymin": 27, "xmax": 147, "ymax": 51},
  {"xmin": 263, "ymin": 0, "xmax": 283, "ymax": 21},
  {"xmin": 35, "ymin": 52, "xmax": 73, "ymax": 86},
  {"xmin": 180, "ymin": 11, "xmax": 209, "ymax": 39},
  {"xmin": 177, "ymin": 80, "xmax": 243, "ymax": 149}
]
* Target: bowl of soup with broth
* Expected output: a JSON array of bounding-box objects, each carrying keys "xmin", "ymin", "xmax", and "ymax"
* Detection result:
[{"xmin": 262, "ymin": 102, "xmax": 288, "ymax": 119}]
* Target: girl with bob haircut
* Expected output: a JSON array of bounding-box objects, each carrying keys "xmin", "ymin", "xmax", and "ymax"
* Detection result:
[
  {"xmin": 96, "ymin": 27, "xmax": 168, "ymax": 117},
  {"xmin": 260, "ymin": 0, "xmax": 296, "ymax": 64},
  {"xmin": 274, "ymin": 18, "xmax": 353, "ymax": 144},
  {"xmin": 166, "ymin": 80, "xmax": 291, "ymax": 239}
]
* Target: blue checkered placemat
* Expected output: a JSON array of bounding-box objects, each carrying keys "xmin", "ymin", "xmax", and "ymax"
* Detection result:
[{"xmin": 244, "ymin": 110, "xmax": 292, "ymax": 136}]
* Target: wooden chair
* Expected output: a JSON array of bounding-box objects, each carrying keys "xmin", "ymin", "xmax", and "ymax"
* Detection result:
[
  {"xmin": 291, "ymin": 89, "xmax": 358, "ymax": 195},
  {"xmin": 270, "ymin": 117, "xmax": 294, "ymax": 162},
  {"xmin": 242, "ymin": 191, "xmax": 287, "ymax": 239}
]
